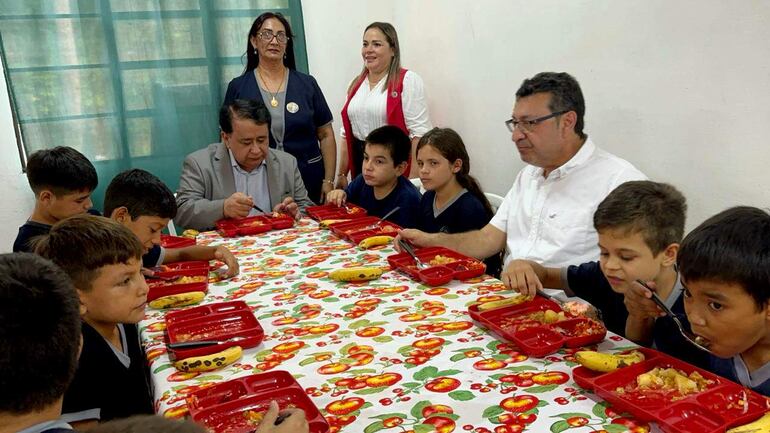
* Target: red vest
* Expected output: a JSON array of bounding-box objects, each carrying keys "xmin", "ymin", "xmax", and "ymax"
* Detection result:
[{"xmin": 341, "ymin": 68, "xmax": 410, "ymax": 177}]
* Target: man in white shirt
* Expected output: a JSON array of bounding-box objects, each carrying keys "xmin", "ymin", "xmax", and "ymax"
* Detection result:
[{"xmin": 398, "ymin": 72, "xmax": 646, "ymax": 289}]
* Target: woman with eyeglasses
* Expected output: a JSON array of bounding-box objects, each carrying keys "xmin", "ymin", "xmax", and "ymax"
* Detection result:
[
  {"xmin": 224, "ymin": 12, "xmax": 336, "ymax": 204},
  {"xmin": 337, "ymin": 22, "xmax": 432, "ymax": 188}
]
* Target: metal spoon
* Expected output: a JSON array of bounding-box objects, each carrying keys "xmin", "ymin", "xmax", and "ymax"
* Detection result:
[
  {"xmin": 398, "ymin": 239, "xmax": 429, "ymax": 270},
  {"xmin": 635, "ymin": 280, "xmax": 713, "ymax": 353},
  {"xmin": 361, "ymin": 206, "xmax": 401, "ymax": 230}
]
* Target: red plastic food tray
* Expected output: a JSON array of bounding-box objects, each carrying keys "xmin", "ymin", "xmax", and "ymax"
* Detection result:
[
  {"xmin": 160, "ymin": 234, "xmax": 196, "ymax": 248},
  {"xmin": 216, "ymin": 214, "xmax": 295, "ymax": 237},
  {"xmin": 165, "ymin": 302, "xmax": 264, "ymax": 360},
  {"xmin": 188, "ymin": 371, "xmax": 329, "ymax": 433},
  {"xmin": 330, "ymin": 216, "xmax": 401, "ymax": 243},
  {"xmin": 151, "ymin": 260, "xmax": 210, "ymax": 275},
  {"xmin": 573, "ymin": 349, "xmax": 767, "ymax": 433},
  {"xmin": 387, "ymin": 246, "xmax": 486, "ymax": 286},
  {"xmin": 305, "ymin": 202, "xmax": 367, "ymax": 221},
  {"xmin": 146, "ymin": 268, "xmax": 209, "ymax": 302},
  {"xmin": 468, "ymin": 296, "xmax": 606, "ymax": 357}
]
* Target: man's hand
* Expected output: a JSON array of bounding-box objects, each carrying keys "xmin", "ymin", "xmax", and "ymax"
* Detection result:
[
  {"xmin": 214, "ymin": 246, "xmax": 239, "ymax": 278},
  {"xmin": 273, "ymin": 197, "xmax": 300, "ymax": 220},
  {"xmin": 325, "ymin": 189, "xmax": 347, "ymax": 207},
  {"xmin": 624, "ymin": 280, "xmax": 665, "ymax": 320},
  {"xmin": 501, "ymin": 259, "xmax": 543, "ymax": 297},
  {"xmin": 394, "ymin": 229, "xmax": 433, "ymax": 251},
  {"xmin": 255, "ymin": 401, "xmax": 309, "ymax": 433},
  {"xmin": 224, "ymin": 192, "xmax": 254, "ymax": 219}
]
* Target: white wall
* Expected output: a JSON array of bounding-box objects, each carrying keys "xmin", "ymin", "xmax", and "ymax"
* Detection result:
[
  {"xmin": 0, "ymin": 61, "xmax": 34, "ymax": 252},
  {"xmin": 303, "ymin": 0, "xmax": 770, "ymax": 230}
]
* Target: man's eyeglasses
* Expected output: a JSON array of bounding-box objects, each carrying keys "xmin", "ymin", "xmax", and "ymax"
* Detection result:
[
  {"xmin": 505, "ymin": 110, "xmax": 568, "ymax": 133},
  {"xmin": 257, "ymin": 30, "xmax": 289, "ymax": 44}
]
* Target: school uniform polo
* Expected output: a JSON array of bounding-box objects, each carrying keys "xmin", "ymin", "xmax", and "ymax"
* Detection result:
[
  {"xmin": 711, "ymin": 355, "xmax": 770, "ymax": 397},
  {"xmin": 142, "ymin": 244, "xmax": 166, "ymax": 268},
  {"xmin": 489, "ymin": 138, "xmax": 646, "ymax": 269},
  {"xmin": 345, "ymin": 174, "xmax": 421, "ymax": 228},
  {"xmin": 417, "ymin": 189, "xmax": 501, "ymax": 275},
  {"xmin": 17, "ymin": 420, "xmax": 73, "ymax": 433},
  {"xmin": 61, "ymin": 322, "xmax": 153, "ymax": 423}
]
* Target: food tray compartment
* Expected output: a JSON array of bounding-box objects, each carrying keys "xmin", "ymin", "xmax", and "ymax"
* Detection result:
[
  {"xmin": 187, "ymin": 370, "xmax": 299, "ymax": 411},
  {"xmin": 266, "ymin": 213, "xmax": 295, "ymax": 230},
  {"xmin": 593, "ymin": 357, "xmax": 725, "ymax": 422},
  {"xmin": 387, "ymin": 247, "xmax": 486, "ymax": 286},
  {"xmin": 346, "ymin": 224, "xmax": 401, "ymax": 244},
  {"xmin": 306, "ymin": 203, "xmax": 367, "ymax": 221},
  {"xmin": 165, "ymin": 301, "xmax": 251, "ymax": 327},
  {"xmin": 151, "ymin": 260, "xmax": 210, "ymax": 274},
  {"xmin": 571, "ymin": 347, "xmax": 661, "ymax": 391},
  {"xmin": 146, "ymin": 268, "xmax": 209, "ymax": 302},
  {"xmin": 160, "ymin": 234, "xmax": 196, "ymax": 248},
  {"xmin": 166, "ymin": 309, "xmax": 264, "ymax": 360},
  {"xmin": 329, "ymin": 216, "xmax": 392, "ymax": 239},
  {"xmin": 189, "ymin": 373, "xmax": 329, "ymax": 433},
  {"xmin": 468, "ymin": 297, "xmax": 605, "ymax": 356},
  {"xmin": 217, "ymin": 216, "xmax": 273, "ymax": 237}
]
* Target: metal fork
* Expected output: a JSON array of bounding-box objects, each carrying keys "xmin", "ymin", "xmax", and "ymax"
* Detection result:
[
  {"xmin": 635, "ymin": 280, "xmax": 713, "ymax": 354},
  {"xmin": 398, "ymin": 239, "xmax": 429, "ymax": 270},
  {"xmin": 360, "ymin": 206, "xmax": 401, "ymax": 231}
]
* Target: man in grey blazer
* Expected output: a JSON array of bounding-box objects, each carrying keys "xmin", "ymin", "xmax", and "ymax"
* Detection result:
[{"xmin": 175, "ymin": 99, "xmax": 314, "ymax": 230}]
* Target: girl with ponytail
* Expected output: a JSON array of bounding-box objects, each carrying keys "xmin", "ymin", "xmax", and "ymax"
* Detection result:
[{"xmin": 415, "ymin": 128, "xmax": 502, "ymax": 275}]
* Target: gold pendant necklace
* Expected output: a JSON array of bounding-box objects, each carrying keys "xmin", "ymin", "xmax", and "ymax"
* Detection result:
[{"xmin": 257, "ymin": 67, "xmax": 285, "ymax": 108}]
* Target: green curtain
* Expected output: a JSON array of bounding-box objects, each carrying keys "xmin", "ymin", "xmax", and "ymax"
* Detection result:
[{"xmin": 0, "ymin": 0, "xmax": 308, "ymax": 210}]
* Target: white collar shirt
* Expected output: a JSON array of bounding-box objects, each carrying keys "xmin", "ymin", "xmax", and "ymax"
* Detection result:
[
  {"xmin": 490, "ymin": 138, "xmax": 646, "ymax": 268},
  {"xmin": 229, "ymin": 149, "xmax": 270, "ymax": 217},
  {"xmin": 340, "ymin": 70, "xmax": 432, "ymax": 140}
]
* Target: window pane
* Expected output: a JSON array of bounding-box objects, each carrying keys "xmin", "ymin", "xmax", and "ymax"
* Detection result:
[
  {"xmin": 0, "ymin": 18, "xmax": 107, "ymax": 67},
  {"xmin": 114, "ymin": 18, "xmax": 204, "ymax": 61},
  {"xmin": 110, "ymin": 0, "xmax": 199, "ymax": 12},
  {"xmin": 215, "ymin": 16, "xmax": 253, "ymax": 58},
  {"xmin": 220, "ymin": 64, "xmax": 245, "ymax": 92},
  {"xmin": 22, "ymin": 117, "xmax": 121, "ymax": 161},
  {"xmin": 122, "ymin": 66, "xmax": 209, "ymax": 111},
  {"xmin": 11, "ymin": 68, "xmax": 115, "ymax": 119},
  {"xmin": 213, "ymin": 0, "xmax": 288, "ymax": 9},
  {"xmin": 0, "ymin": 0, "xmax": 101, "ymax": 15},
  {"xmin": 126, "ymin": 117, "xmax": 152, "ymax": 157}
]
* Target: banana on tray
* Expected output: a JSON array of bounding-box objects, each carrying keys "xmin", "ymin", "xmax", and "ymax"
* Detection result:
[
  {"xmin": 358, "ymin": 235, "xmax": 394, "ymax": 249},
  {"xmin": 148, "ymin": 291, "xmax": 205, "ymax": 309},
  {"xmin": 329, "ymin": 266, "xmax": 384, "ymax": 282},
  {"xmin": 574, "ymin": 349, "xmax": 646, "ymax": 373},
  {"xmin": 173, "ymin": 345, "xmax": 243, "ymax": 372}
]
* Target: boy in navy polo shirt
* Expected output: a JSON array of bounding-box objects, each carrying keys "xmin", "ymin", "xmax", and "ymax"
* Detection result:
[
  {"xmin": 0, "ymin": 253, "xmax": 81, "ymax": 433},
  {"xmin": 506, "ymin": 181, "xmax": 707, "ymax": 367},
  {"xmin": 104, "ymin": 169, "xmax": 239, "ymax": 277},
  {"xmin": 326, "ymin": 125, "xmax": 421, "ymax": 228},
  {"xmin": 675, "ymin": 207, "xmax": 770, "ymax": 396},
  {"xmin": 13, "ymin": 146, "xmax": 98, "ymax": 253}
]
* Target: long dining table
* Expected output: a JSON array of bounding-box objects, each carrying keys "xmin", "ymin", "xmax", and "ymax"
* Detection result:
[{"xmin": 139, "ymin": 218, "xmax": 658, "ymax": 433}]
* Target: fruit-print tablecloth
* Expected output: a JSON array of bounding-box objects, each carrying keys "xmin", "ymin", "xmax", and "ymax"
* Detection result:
[{"xmin": 139, "ymin": 219, "xmax": 660, "ymax": 433}]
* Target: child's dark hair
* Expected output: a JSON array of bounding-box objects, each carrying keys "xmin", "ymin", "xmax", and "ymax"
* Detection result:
[
  {"xmin": 104, "ymin": 169, "xmax": 177, "ymax": 220},
  {"xmin": 88, "ymin": 415, "xmax": 206, "ymax": 433},
  {"xmin": 678, "ymin": 206, "xmax": 770, "ymax": 309},
  {"xmin": 593, "ymin": 181, "xmax": 686, "ymax": 255},
  {"xmin": 35, "ymin": 215, "xmax": 144, "ymax": 291},
  {"xmin": 365, "ymin": 125, "xmax": 411, "ymax": 166},
  {"xmin": 0, "ymin": 253, "xmax": 81, "ymax": 414},
  {"xmin": 417, "ymin": 127, "xmax": 494, "ymax": 217},
  {"xmin": 26, "ymin": 146, "xmax": 98, "ymax": 196}
]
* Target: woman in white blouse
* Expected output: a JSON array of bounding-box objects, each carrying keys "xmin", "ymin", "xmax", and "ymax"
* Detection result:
[{"xmin": 338, "ymin": 22, "xmax": 432, "ymax": 188}]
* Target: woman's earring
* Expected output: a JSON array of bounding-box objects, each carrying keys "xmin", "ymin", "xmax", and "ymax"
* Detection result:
[{"xmin": 254, "ymin": 49, "xmax": 257, "ymax": 55}]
